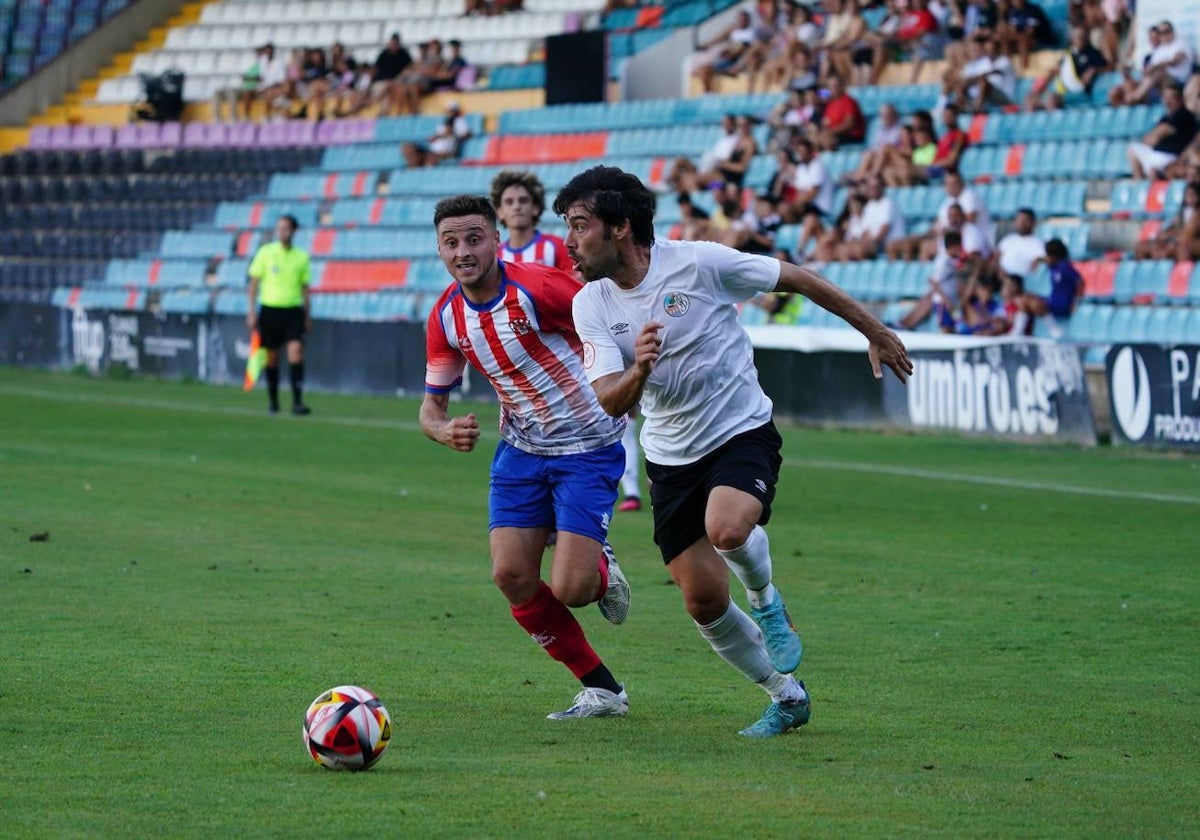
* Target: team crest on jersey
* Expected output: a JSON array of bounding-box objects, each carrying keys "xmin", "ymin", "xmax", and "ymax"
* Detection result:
[
  {"xmin": 457, "ymin": 333, "xmax": 472, "ymax": 350},
  {"xmin": 509, "ymin": 316, "xmax": 533, "ymax": 336},
  {"xmin": 582, "ymin": 341, "xmax": 596, "ymax": 369},
  {"xmin": 663, "ymin": 292, "xmax": 691, "ymax": 317}
]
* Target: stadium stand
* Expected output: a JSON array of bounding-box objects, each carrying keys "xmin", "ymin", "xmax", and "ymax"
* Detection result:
[{"xmin": 0, "ymin": 0, "xmax": 1196, "ymax": 352}]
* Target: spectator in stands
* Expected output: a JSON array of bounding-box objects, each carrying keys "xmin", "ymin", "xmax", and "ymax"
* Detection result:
[
  {"xmin": 1077, "ymin": 0, "xmax": 1128, "ymax": 68},
  {"xmin": 369, "ymin": 33, "xmax": 414, "ymax": 115},
  {"xmin": 246, "ymin": 214, "xmax": 312, "ymax": 416},
  {"xmin": 997, "ymin": 0, "xmax": 1055, "ymax": 69},
  {"xmin": 782, "ymin": 45, "xmax": 820, "ymax": 95},
  {"xmin": 847, "ymin": 110, "xmax": 935, "ymax": 186},
  {"xmin": 781, "ymin": 137, "xmax": 834, "ymax": 243},
  {"xmin": 708, "ymin": 114, "xmax": 759, "ymax": 188},
  {"xmin": 1021, "ymin": 237, "xmax": 1082, "ymax": 326},
  {"xmin": 1109, "ymin": 21, "xmax": 1193, "ymax": 107},
  {"xmin": 889, "ymin": 170, "xmax": 992, "ymax": 258},
  {"xmin": 720, "ymin": 192, "xmax": 787, "ymax": 257},
  {"xmin": 668, "ymin": 114, "xmax": 737, "ymax": 193},
  {"xmin": 869, "ymin": 0, "xmax": 944, "ymax": 84},
  {"xmin": 929, "ymin": 104, "xmax": 968, "ymax": 177},
  {"xmin": 464, "ymin": 0, "xmax": 522, "ymax": 13},
  {"xmin": 767, "ymin": 89, "xmax": 809, "ymax": 152},
  {"xmin": 812, "ymin": 74, "xmax": 866, "ymax": 151},
  {"xmin": 845, "ymin": 175, "xmax": 907, "ymax": 259},
  {"xmin": 1127, "ymin": 83, "xmax": 1199, "ymax": 180},
  {"xmin": 1134, "ymin": 181, "xmax": 1200, "ymax": 260},
  {"xmin": 991, "ymin": 207, "xmax": 1046, "ymax": 287},
  {"xmin": 950, "ymin": 273, "xmax": 1009, "ymax": 334},
  {"xmin": 402, "ymin": 101, "xmax": 474, "ymax": 167},
  {"xmin": 765, "ymin": 146, "xmax": 799, "ymax": 206},
  {"xmin": 813, "ymin": 190, "xmax": 868, "ymax": 263},
  {"xmin": 391, "ymin": 40, "xmax": 447, "ymax": 116},
  {"xmin": 895, "ymin": 230, "xmax": 975, "ymax": 328},
  {"xmin": 947, "ymin": 0, "xmax": 1000, "ymax": 68},
  {"xmin": 956, "ymin": 34, "xmax": 1017, "ymax": 112},
  {"xmin": 1025, "ymin": 26, "xmax": 1108, "ymax": 110},
  {"xmin": 692, "ymin": 8, "xmax": 758, "ymax": 93},
  {"xmin": 490, "ymin": 169, "xmax": 576, "ymax": 273},
  {"xmin": 818, "ymin": 0, "xmax": 869, "ymax": 85},
  {"xmin": 675, "ymin": 192, "xmax": 715, "ymax": 241},
  {"xmin": 319, "ymin": 55, "xmax": 362, "ymax": 120},
  {"xmin": 212, "ymin": 44, "xmax": 277, "ymax": 123},
  {"xmin": 746, "ymin": 0, "xmax": 791, "ymax": 93},
  {"xmin": 840, "ymin": 103, "xmax": 904, "ymax": 185},
  {"xmin": 881, "ymin": 121, "xmax": 940, "ymax": 186}
]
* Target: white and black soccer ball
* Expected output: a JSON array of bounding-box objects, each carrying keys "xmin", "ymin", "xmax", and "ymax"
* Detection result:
[{"xmin": 303, "ymin": 685, "xmax": 392, "ymax": 771}]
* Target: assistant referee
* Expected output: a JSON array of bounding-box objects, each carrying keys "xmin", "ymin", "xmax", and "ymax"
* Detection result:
[{"xmin": 247, "ymin": 214, "xmax": 313, "ymax": 415}]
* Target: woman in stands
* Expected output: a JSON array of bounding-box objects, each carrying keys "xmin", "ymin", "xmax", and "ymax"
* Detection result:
[
  {"xmin": 1134, "ymin": 182, "xmax": 1200, "ymax": 261},
  {"xmin": 692, "ymin": 9, "xmax": 758, "ymax": 93}
]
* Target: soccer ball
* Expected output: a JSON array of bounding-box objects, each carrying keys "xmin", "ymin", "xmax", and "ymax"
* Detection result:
[{"xmin": 303, "ymin": 685, "xmax": 392, "ymax": 771}]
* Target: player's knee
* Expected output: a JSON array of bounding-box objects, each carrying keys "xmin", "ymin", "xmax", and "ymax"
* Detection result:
[
  {"xmin": 683, "ymin": 590, "xmax": 730, "ymax": 624},
  {"xmin": 707, "ymin": 519, "xmax": 754, "ymax": 552},
  {"xmin": 492, "ymin": 565, "xmax": 536, "ymax": 602},
  {"xmin": 550, "ymin": 579, "xmax": 592, "ymax": 609}
]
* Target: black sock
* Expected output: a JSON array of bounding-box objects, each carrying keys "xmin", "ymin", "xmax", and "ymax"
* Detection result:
[
  {"xmin": 265, "ymin": 366, "xmax": 280, "ymax": 409},
  {"xmin": 290, "ymin": 361, "xmax": 304, "ymax": 406},
  {"xmin": 580, "ymin": 663, "xmax": 622, "ymax": 695}
]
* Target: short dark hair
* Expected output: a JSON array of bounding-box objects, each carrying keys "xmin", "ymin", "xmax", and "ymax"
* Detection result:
[
  {"xmin": 1016, "ymin": 207, "xmax": 1037, "ymax": 220},
  {"xmin": 944, "ymin": 231, "xmax": 963, "ymax": 248},
  {"xmin": 1045, "ymin": 237, "xmax": 1068, "ymax": 259},
  {"xmin": 1005, "ymin": 273, "xmax": 1026, "ymax": 292},
  {"xmin": 552, "ymin": 166, "xmax": 657, "ymax": 247},
  {"xmin": 278, "ymin": 213, "xmax": 299, "ymax": 230},
  {"xmin": 433, "ymin": 194, "xmax": 497, "ymax": 229},
  {"xmin": 490, "ymin": 170, "xmax": 546, "ymax": 224}
]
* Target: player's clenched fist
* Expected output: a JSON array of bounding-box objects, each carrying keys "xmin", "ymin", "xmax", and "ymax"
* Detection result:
[
  {"xmin": 634, "ymin": 322, "xmax": 663, "ymax": 377},
  {"xmin": 443, "ymin": 413, "xmax": 481, "ymax": 452}
]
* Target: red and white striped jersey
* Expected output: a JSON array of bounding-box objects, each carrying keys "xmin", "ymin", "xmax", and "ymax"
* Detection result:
[
  {"xmin": 497, "ymin": 231, "xmax": 576, "ymax": 275},
  {"xmin": 425, "ymin": 261, "xmax": 625, "ymax": 456}
]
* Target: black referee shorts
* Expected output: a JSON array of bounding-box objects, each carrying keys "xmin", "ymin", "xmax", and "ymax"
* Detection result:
[
  {"xmin": 258, "ymin": 305, "xmax": 306, "ymax": 350},
  {"xmin": 646, "ymin": 420, "xmax": 783, "ymax": 564}
]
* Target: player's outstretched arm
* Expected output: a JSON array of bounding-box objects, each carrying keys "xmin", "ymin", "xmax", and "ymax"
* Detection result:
[
  {"xmin": 589, "ymin": 322, "xmax": 662, "ymax": 417},
  {"xmin": 419, "ymin": 391, "xmax": 480, "ymax": 452},
  {"xmin": 776, "ymin": 262, "xmax": 914, "ymax": 383}
]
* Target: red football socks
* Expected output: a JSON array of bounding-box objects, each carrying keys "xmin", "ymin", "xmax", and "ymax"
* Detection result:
[{"xmin": 510, "ymin": 582, "xmax": 602, "ymax": 679}]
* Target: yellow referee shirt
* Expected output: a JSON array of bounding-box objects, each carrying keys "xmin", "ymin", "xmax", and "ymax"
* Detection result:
[{"xmin": 248, "ymin": 242, "xmax": 311, "ymax": 308}]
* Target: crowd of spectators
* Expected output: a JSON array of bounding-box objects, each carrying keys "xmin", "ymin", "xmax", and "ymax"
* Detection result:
[{"xmin": 211, "ymin": 32, "xmax": 473, "ymax": 122}]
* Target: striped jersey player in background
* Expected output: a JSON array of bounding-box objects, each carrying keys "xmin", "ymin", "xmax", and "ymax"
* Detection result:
[
  {"xmin": 420, "ymin": 193, "xmax": 633, "ymax": 720},
  {"xmin": 492, "ymin": 168, "xmax": 646, "ymax": 514}
]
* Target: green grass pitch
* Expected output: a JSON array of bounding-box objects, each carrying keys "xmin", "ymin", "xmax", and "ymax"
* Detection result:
[{"xmin": 2, "ymin": 365, "xmax": 1198, "ymax": 838}]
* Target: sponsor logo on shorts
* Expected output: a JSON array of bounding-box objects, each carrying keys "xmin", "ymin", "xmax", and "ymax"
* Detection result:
[{"xmin": 663, "ymin": 292, "xmax": 690, "ymax": 317}]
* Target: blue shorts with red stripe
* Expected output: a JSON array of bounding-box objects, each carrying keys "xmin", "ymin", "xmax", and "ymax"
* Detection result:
[{"xmin": 488, "ymin": 440, "xmax": 624, "ymax": 543}]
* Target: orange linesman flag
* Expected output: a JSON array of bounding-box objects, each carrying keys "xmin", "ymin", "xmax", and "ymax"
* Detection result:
[{"xmin": 243, "ymin": 330, "xmax": 267, "ymax": 391}]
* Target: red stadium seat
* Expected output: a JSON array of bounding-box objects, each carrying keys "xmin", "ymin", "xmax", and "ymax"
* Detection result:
[
  {"xmin": 1004, "ymin": 144, "xmax": 1025, "ymax": 177},
  {"xmin": 1166, "ymin": 261, "xmax": 1194, "ymax": 301},
  {"xmin": 319, "ymin": 260, "xmax": 410, "ymax": 291}
]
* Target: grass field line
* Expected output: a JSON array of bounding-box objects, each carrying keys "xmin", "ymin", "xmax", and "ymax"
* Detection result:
[
  {"xmin": 7, "ymin": 382, "xmax": 1198, "ymax": 507},
  {"xmin": 0, "ymin": 384, "xmax": 426, "ymax": 432},
  {"xmin": 790, "ymin": 458, "xmax": 1200, "ymax": 506}
]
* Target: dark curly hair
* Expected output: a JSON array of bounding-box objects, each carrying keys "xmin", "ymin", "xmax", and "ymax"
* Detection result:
[
  {"xmin": 489, "ymin": 170, "xmax": 547, "ymax": 226},
  {"xmin": 552, "ymin": 166, "xmax": 657, "ymax": 247}
]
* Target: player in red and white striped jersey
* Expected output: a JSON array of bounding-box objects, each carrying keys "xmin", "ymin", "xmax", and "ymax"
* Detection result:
[
  {"xmin": 420, "ymin": 194, "xmax": 633, "ymax": 721},
  {"xmin": 491, "ymin": 169, "xmax": 576, "ymax": 274}
]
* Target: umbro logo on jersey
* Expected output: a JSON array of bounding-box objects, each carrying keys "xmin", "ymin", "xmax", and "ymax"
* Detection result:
[
  {"xmin": 663, "ymin": 292, "xmax": 691, "ymax": 317},
  {"xmin": 509, "ymin": 317, "xmax": 533, "ymax": 336},
  {"xmin": 610, "ymin": 322, "xmax": 630, "ymax": 335}
]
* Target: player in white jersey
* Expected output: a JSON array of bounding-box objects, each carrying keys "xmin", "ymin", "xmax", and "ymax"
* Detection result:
[
  {"xmin": 420, "ymin": 194, "xmax": 633, "ymax": 721},
  {"xmin": 555, "ymin": 166, "xmax": 912, "ymax": 737},
  {"xmin": 493, "ymin": 168, "xmax": 646, "ymax": 513}
]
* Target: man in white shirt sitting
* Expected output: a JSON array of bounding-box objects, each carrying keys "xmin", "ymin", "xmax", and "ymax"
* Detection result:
[{"xmin": 843, "ymin": 176, "xmax": 907, "ymax": 260}]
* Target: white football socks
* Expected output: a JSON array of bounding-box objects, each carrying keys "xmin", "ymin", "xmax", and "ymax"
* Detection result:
[
  {"xmin": 716, "ymin": 525, "xmax": 776, "ymax": 609},
  {"xmin": 620, "ymin": 419, "xmax": 641, "ymax": 499},
  {"xmin": 697, "ymin": 601, "xmax": 804, "ymax": 704}
]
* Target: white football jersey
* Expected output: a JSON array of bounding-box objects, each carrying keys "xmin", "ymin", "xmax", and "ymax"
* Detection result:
[{"xmin": 572, "ymin": 239, "xmax": 780, "ymax": 466}]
